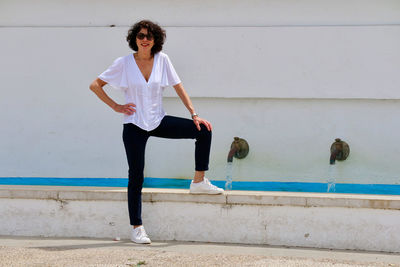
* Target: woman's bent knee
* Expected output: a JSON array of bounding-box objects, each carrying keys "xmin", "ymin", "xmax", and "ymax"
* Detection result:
[{"xmin": 197, "ymin": 124, "xmax": 212, "ymax": 139}]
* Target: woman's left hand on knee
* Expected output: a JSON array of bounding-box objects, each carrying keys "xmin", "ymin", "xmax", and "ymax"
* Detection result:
[{"xmin": 193, "ymin": 116, "xmax": 212, "ymax": 131}]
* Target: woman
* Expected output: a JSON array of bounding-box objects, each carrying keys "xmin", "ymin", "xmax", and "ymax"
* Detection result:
[{"xmin": 89, "ymin": 20, "xmax": 223, "ymax": 244}]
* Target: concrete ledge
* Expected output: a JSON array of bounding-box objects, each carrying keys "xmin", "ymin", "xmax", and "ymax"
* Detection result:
[
  {"xmin": 1, "ymin": 185, "xmax": 400, "ymax": 210},
  {"xmin": 1, "ymin": 185, "xmax": 400, "ymax": 253}
]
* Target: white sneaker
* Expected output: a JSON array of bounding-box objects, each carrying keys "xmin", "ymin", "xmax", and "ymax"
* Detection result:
[
  {"xmin": 189, "ymin": 178, "xmax": 224, "ymax": 194},
  {"xmin": 131, "ymin": 226, "xmax": 151, "ymax": 244}
]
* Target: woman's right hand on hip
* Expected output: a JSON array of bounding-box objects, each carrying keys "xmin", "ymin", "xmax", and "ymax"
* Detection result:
[{"xmin": 113, "ymin": 103, "xmax": 136, "ymax": 115}]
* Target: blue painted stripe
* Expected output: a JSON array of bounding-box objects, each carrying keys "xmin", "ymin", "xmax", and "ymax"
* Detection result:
[
  {"xmin": 0, "ymin": 177, "xmax": 128, "ymax": 187},
  {"xmin": 0, "ymin": 177, "xmax": 399, "ymax": 195}
]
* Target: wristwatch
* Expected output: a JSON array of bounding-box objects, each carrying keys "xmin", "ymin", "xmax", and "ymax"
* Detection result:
[{"xmin": 191, "ymin": 113, "xmax": 198, "ymax": 119}]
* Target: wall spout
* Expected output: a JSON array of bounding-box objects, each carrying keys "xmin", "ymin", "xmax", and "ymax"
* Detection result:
[
  {"xmin": 227, "ymin": 146, "xmax": 238, "ymax": 163},
  {"xmin": 330, "ymin": 138, "xmax": 350, "ymax": 165},
  {"xmin": 330, "ymin": 149, "xmax": 340, "ymax": 165},
  {"xmin": 227, "ymin": 137, "xmax": 249, "ymax": 162}
]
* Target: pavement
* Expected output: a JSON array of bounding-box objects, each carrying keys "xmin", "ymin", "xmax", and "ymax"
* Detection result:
[{"xmin": 1, "ymin": 236, "xmax": 400, "ymax": 266}]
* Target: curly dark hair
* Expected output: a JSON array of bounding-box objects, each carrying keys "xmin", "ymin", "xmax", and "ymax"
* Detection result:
[{"xmin": 126, "ymin": 20, "xmax": 166, "ymax": 55}]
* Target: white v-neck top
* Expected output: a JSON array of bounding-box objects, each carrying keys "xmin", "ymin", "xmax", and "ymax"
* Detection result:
[{"xmin": 98, "ymin": 52, "xmax": 181, "ymax": 131}]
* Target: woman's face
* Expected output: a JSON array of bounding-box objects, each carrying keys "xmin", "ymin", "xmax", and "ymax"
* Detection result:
[{"xmin": 136, "ymin": 28, "xmax": 154, "ymax": 53}]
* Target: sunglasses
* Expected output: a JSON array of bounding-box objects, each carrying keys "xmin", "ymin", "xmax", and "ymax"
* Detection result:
[{"xmin": 136, "ymin": 32, "xmax": 154, "ymax": 41}]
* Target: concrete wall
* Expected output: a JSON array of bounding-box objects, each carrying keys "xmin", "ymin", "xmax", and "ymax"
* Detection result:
[
  {"xmin": 1, "ymin": 186, "xmax": 400, "ymax": 253},
  {"xmin": 1, "ymin": 1, "xmax": 400, "ymax": 184}
]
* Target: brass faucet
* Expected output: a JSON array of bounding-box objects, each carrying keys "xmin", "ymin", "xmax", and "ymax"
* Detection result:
[
  {"xmin": 227, "ymin": 137, "xmax": 249, "ymax": 162},
  {"xmin": 330, "ymin": 138, "xmax": 350, "ymax": 165}
]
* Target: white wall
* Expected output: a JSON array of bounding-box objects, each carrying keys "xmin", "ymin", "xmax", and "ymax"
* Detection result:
[
  {"xmin": 1, "ymin": 186, "xmax": 400, "ymax": 252},
  {"xmin": 1, "ymin": 0, "xmax": 400, "ymax": 26},
  {"xmin": 4, "ymin": 198, "xmax": 400, "ymax": 252},
  {"xmin": 1, "ymin": 1, "xmax": 400, "ymax": 184}
]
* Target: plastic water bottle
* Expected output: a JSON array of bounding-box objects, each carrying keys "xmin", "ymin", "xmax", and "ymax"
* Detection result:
[{"xmin": 225, "ymin": 162, "xmax": 233, "ymax": 190}]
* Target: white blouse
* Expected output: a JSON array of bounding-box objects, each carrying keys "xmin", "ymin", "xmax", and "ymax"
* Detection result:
[{"xmin": 98, "ymin": 52, "xmax": 181, "ymax": 131}]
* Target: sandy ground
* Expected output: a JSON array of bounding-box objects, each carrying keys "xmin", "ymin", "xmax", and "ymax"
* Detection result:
[{"xmin": 1, "ymin": 236, "xmax": 400, "ymax": 267}]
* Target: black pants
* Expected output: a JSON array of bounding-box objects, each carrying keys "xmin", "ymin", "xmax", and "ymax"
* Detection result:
[{"xmin": 123, "ymin": 115, "xmax": 212, "ymax": 225}]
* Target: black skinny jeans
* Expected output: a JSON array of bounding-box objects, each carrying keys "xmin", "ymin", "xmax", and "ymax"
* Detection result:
[{"xmin": 122, "ymin": 115, "xmax": 212, "ymax": 226}]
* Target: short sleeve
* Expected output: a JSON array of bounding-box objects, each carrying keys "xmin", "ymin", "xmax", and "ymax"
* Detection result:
[
  {"xmin": 161, "ymin": 54, "xmax": 181, "ymax": 87},
  {"xmin": 98, "ymin": 57, "xmax": 128, "ymax": 91}
]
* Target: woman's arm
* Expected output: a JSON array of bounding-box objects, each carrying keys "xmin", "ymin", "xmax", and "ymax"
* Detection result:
[
  {"xmin": 89, "ymin": 78, "xmax": 136, "ymax": 115},
  {"xmin": 173, "ymin": 83, "xmax": 212, "ymax": 131}
]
